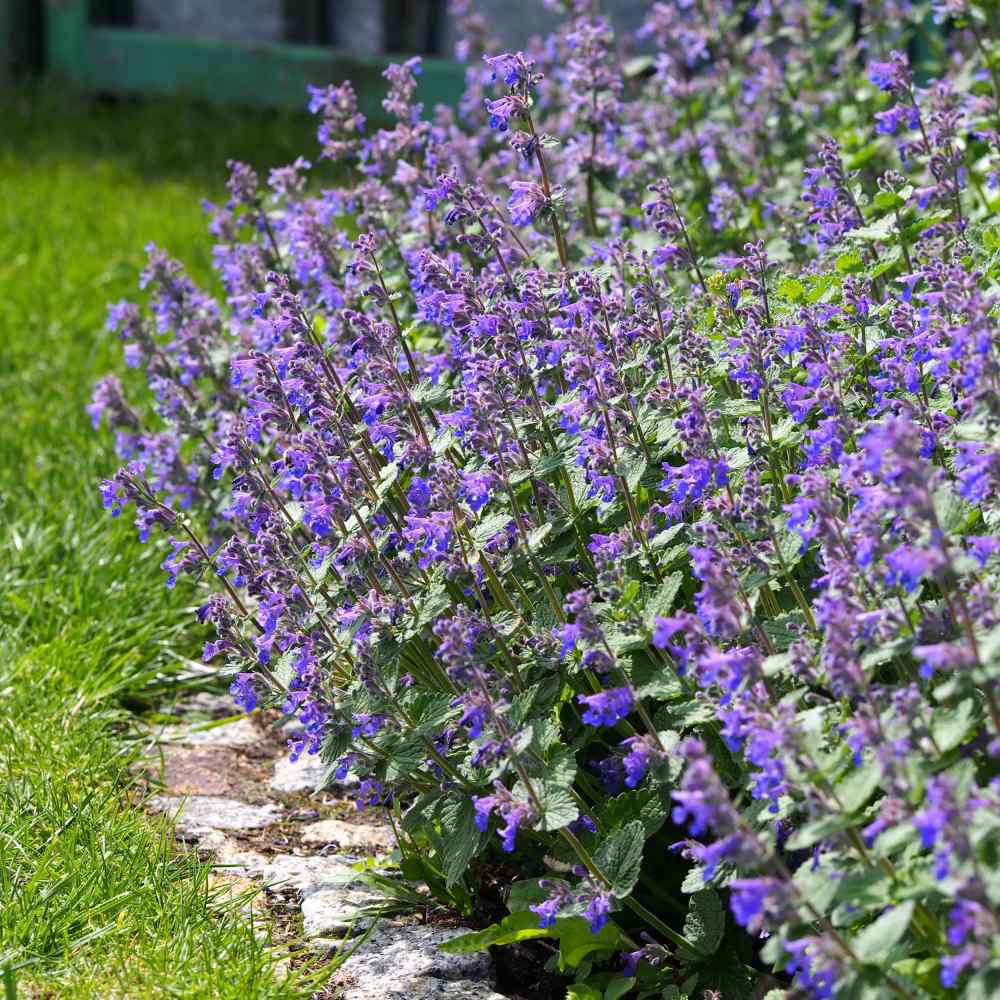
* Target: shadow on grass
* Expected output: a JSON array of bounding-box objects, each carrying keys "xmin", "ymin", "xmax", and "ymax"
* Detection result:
[{"xmin": 0, "ymin": 83, "xmax": 323, "ymax": 184}]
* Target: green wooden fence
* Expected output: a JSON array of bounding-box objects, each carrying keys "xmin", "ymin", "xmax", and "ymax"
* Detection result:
[{"xmin": 40, "ymin": 0, "xmax": 465, "ymax": 114}]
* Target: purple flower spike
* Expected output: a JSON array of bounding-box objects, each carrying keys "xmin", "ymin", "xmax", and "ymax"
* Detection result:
[{"xmin": 578, "ymin": 687, "xmax": 633, "ymax": 727}]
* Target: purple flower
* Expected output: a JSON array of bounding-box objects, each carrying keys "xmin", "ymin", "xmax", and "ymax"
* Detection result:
[
  {"xmin": 583, "ymin": 890, "xmax": 614, "ymax": 934},
  {"xmin": 578, "ymin": 687, "xmax": 633, "ymax": 727},
  {"xmin": 229, "ymin": 672, "xmax": 258, "ymax": 713},
  {"xmin": 529, "ymin": 880, "xmax": 571, "ymax": 929},
  {"xmin": 620, "ymin": 735, "xmax": 663, "ymax": 788},
  {"xmin": 868, "ymin": 51, "xmax": 911, "ymax": 95},
  {"xmin": 729, "ymin": 877, "xmax": 794, "ymax": 935},
  {"xmin": 507, "ymin": 181, "xmax": 547, "ymax": 226},
  {"xmin": 472, "ymin": 783, "xmax": 536, "ymax": 852},
  {"xmin": 913, "ymin": 641, "xmax": 975, "ymax": 679}
]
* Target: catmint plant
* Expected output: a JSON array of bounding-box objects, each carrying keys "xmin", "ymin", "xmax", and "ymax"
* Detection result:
[{"xmin": 93, "ymin": 1, "xmax": 1000, "ymax": 997}]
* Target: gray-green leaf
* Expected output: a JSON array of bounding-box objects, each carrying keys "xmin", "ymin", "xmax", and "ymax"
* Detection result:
[
  {"xmin": 438, "ymin": 797, "xmax": 482, "ymax": 887},
  {"xmin": 852, "ymin": 901, "xmax": 915, "ymax": 964},
  {"xmin": 594, "ymin": 820, "xmax": 645, "ymax": 896},
  {"xmin": 681, "ymin": 890, "xmax": 725, "ymax": 959}
]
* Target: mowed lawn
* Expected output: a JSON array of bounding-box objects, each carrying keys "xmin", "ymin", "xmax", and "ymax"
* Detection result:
[{"xmin": 0, "ymin": 85, "xmax": 318, "ymax": 998}]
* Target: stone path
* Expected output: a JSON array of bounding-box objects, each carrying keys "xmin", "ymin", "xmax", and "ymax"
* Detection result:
[{"xmin": 140, "ymin": 695, "xmax": 508, "ymax": 1000}]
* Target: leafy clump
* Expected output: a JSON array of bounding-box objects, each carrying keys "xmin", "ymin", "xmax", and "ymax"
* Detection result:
[{"xmin": 92, "ymin": 1, "xmax": 1000, "ymax": 997}]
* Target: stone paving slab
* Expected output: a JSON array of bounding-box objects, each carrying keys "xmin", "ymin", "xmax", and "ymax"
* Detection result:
[
  {"xmin": 161, "ymin": 716, "xmax": 262, "ymax": 749},
  {"xmin": 269, "ymin": 751, "xmax": 331, "ymax": 793},
  {"xmin": 300, "ymin": 886, "xmax": 384, "ymax": 937},
  {"xmin": 147, "ymin": 705, "xmax": 508, "ymax": 998},
  {"xmin": 153, "ymin": 744, "xmax": 273, "ymax": 803},
  {"xmin": 148, "ymin": 794, "xmax": 282, "ymax": 834},
  {"xmin": 258, "ymin": 853, "xmax": 363, "ymax": 895},
  {"xmin": 337, "ymin": 976, "xmax": 508, "ymax": 1000},
  {"xmin": 330, "ymin": 922, "xmax": 493, "ymax": 987},
  {"xmin": 300, "ymin": 817, "xmax": 394, "ymax": 852}
]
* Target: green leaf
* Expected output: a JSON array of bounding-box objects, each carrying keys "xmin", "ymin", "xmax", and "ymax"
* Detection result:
[
  {"xmin": 534, "ymin": 782, "xmax": 579, "ymax": 833},
  {"xmin": 619, "ymin": 453, "xmax": 647, "ymax": 491},
  {"xmin": 852, "ymin": 901, "xmax": 915, "ymax": 964},
  {"xmin": 566, "ymin": 987, "xmax": 602, "ymax": 1000},
  {"xmin": 605, "ymin": 978, "xmax": 636, "ymax": 1000},
  {"xmin": 699, "ymin": 962, "xmax": 756, "ymax": 999},
  {"xmin": 836, "ymin": 248, "xmax": 864, "ymax": 273},
  {"xmin": 594, "ymin": 820, "xmax": 645, "ymax": 896},
  {"xmin": 849, "ymin": 214, "xmax": 895, "ymax": 241},
  {"xmin": 412, "ymin": 584, "xmax": 451, "ymax": 630},
  {"xmin": 600, "ymin": 789, "xmax": 668, "ymax": 837},
  {"xmin": 786, "ymin": 812, "xmax": 855, "ymax": 850},
  {"xmin": 401, "ymin": 790, "xmax": 442, "ymax": 833},
  {"xmin": 835, "ymin": 760, "xmax": 881, "ymax": 813},
  {"xmin": 623, "ymin": 55, "xmax": 653, "ymax": 77},
  {"xmin": 437, "ymin": 797, "xmax": 482, "ymax": 888},
  {"xmin": 438, "ymin": 911, "xmax": 548, "ymax": 953},
  {"xmin": 681, "ymin": 890, "xmax": 724, "ymax": 959},
  {"xmin": 643, "ymin": 572, "xmax": 684, "ymax": 628},
  {"xmin": 506, "ymin": 878, "xmax": 549, "ymax": 912},
  {"xmin": 556, "ymin": 916, "xmax": 621, "ymax": 969},
  {"xmin": 471, "ymin": 511, "xmax": 513, "ymax": 548},
  {"xmin": 965, "ymin": 965, "xmax": 1000, "ymax": 1000},
  {"xmin": 650, "ymin": 523, "xmax": 686, "ymax": 550},
  {"xmin": 665, "ymin": 699, "xmax": 718, "ymax": 729},
  {"xmin": 762, "ymin": 612, "xmax": 807, "ymax": 652},
  {"xmin": 528, "ymin": 523, "xmax": 553, "ymax": 551},
  {"xmin": 830, "ymin": 868, "xmax": 892, "ymax": 925},
  {"xmin": 873, "ymin": 189, "xmax": 905, "ymax": 210},
  {"xmin": 777, "ymin": 276, "xmax": 806, "ymax": 302},
  {"xmin": 408, "ymin": 692, "xmax": 455, "ymax": 736},
  {"xmin": 382, "ymin": 732, "xmax": 427, "ymax": 782},
  {"xmin": 793, "ymin": 860, "xmax": 841, "ymax": 912},
  {"xmin": 931, "ymin": 697, "xmax": 978, "ymax": 753}
]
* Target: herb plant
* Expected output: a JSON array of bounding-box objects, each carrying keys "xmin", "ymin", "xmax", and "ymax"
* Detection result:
[{"xmin": 93, "ymin": 2, "xmax": 1000, "ymax": 996}]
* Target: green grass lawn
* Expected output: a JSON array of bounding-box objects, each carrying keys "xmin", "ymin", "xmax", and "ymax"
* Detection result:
[{"xmin": 0, "ymin": 85, "xmax": 321, "ymax": 999}]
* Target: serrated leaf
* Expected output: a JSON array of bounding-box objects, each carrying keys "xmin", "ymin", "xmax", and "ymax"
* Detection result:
[
  {"xmin": 471, "ymin": 511, "xmax": 513, "ymax": 547},
  {"xmin": 849, "ymin": 214, "xmax": 895, "ymax": 241},
  {"xmin": 665, "ymin": 699, "xmax": 718, "ymax": 729},
  {"xmin": 832, "ymin": 876, "xmax": 893, "ymax": 928},
  {"xmin": 408, "ymin": 692, "xmax": 455, "ymax": 736},
  {"xmin": 438, "ymin": 797, "xmax": 482, "ymax": 887},
  {"xmin": 401, "ymin": 790, "xmax": 442, "ymax": 833},
  {"xmin": 699, "ymin": 961, "xmax": 756, "ymax": 999},
  {"xmin": 643, "ymin": 572, "xmax": 684, "ymax": 628},
  {"xmin": 535, "ymin": 782, "xmax": 579, "ymax": 832},
  {"xmin": 762, "ymin": 612, "xmax": 806, "ymax": 652},
  {"xmin": 835, "ymin": 759, "xmax": 881, "ymax": 813},
  {"xmin": 506, "ymin": 878, "xmax": 548, "ymax": 912},
  {"xmin": 594, "ymin": 820, "xmax": 645, "ymax": 896},
  {"xmin": 681, "ymin": 860, "xmax": 737, "ymax": 893},
  {"xmin": 382, "ymin": 731, "xmax": 427, "ymax": 782},
  {"xmin": 412, "ymin": 585, "xmax": 451, "ymax": 630},
  {"xmin": 931, "ymin": 697, "xmax": 978, "ymax": 753},
  {"xmin": 600, "ymin": 789, "xmax": 668, "ymax": 837},
  {"xmin": 786, "ymin": 812, "xmax": 855, "ymax": 851},
  {"xmin": 778, "ymin": 276, "xmax": 806, "ymax": 302},
  {"xmin": 852, "ymin": 901, "xmax": 915, "ymax": 964},
  {"xmin": 681, "ymin": 890, "xmax": 724, "ymax": 958},
  {"xmin": 528, "ymin": 523, "xmax": 553, "ymax": 551},
  {"xmin": 617, "ymin": 452, "xmax": 647, "ymax": 492}
]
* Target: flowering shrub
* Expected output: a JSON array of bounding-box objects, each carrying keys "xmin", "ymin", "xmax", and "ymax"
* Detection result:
[{"xmin": 92, "ymin": 1, "xmax": 1000, "ymax": 996}]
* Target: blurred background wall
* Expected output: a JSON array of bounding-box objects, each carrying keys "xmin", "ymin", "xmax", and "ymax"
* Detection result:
[{"xmin": 3, "ymin": 2, "xmax": 652, "ymax": 111}]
